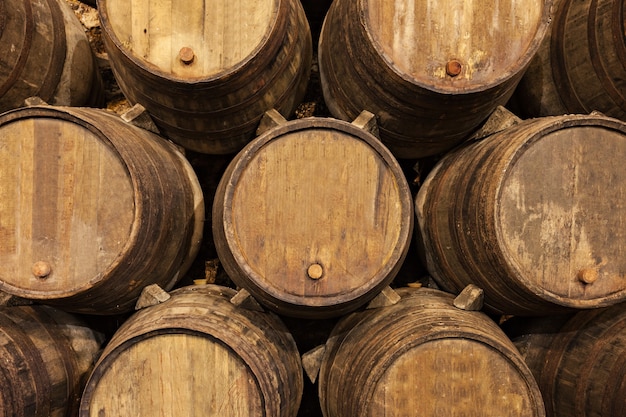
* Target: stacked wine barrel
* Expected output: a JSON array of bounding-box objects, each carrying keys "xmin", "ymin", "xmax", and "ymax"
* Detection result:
[{"xmin": 1, "ymin": 0, "xmax": 626, "ymax": 416}]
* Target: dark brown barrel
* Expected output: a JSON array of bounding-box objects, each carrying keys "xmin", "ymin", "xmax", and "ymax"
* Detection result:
[
  {"xmin": 0, "ymin": 0, "xmax": 104, "ymax": 112},
  {"xmin": 0, "ymin": 304, "xmax": 105, "ymax": 417},
  {"xmin": 317, "ymin": 287, "xmax": 546, "ymax": 417},
  {"xmin": 0, "ymin": 105, "xmax": 204, "ymax": 314},
  {"xmin": 98, "ymin": 0, "xmax": 312, "ymax": 155},
  {"xmin": 318, "ymin": 0, "xmax": 553, "ymax": 159},
  {"xmin": 79, "ymin": 284, "xmax": 303, "ymax": 417},
  {"xmin": 212, "ymin": 115, "xmax": 414, "ymax": 319},
  {"xmin": 506, "ymin": 303, "xmax": 626, "ymax": 417},
  {"xmin": 415, "ymin": 112, "xmax": 626, "ymax": 315},
  {"xmin": 510, "ymin": 0, "xmax": 626, "ymax": 121}
]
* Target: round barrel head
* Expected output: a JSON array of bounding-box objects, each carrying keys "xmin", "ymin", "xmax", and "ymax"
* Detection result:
[
  {"xmin": 363, "ymin": 0, "xmax": 550, "ymax": 91},
  {"xmin": 498, "ymin": 123, "xmax": 626, "ymax": 308},
  {"xmin": 85, "ymin": 332, "xmax": 263, "ymax": 416},
  {"xmin": 0, "ymin": 116, "xmax": 134, "ymax": 299},
  {"xmin": 217, "ymin": 119, "xmax": 413, "ymax": 316},
  {"xmin": 369, "ymin": 338, "xmax": 541, "ymax": 417},
  {"xmin": 101, "ymin": 0, "xmax": 279, "ymax": 79}
]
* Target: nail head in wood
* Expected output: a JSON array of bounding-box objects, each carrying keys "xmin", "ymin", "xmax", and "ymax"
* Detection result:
[
  {"xmin": 578, "ymin": 268, "xmax": 598, "ymax": 284},
  {"xmin": 32, "ymin": 261, "xmax": 51, "ymax": 279},
  {"xmin": 453, "ymin": 284, "xmax": 484, "ymax": 311},
  {"xmin": 179, "ymin": 47, "xmax": 195, "ymax": 65}
]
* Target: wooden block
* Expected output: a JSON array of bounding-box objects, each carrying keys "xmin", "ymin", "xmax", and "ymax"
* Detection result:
[
  {"xmin": 302, "ymin": 344, "xmax": 326, "ymax": 384},
  {"xmin": 135, "ymin": 284, "xmax": 171, "ymax": 310},
  {"xmin": 120, "ymin": 103, "xmax": 161, "ymax": 135},
  {"xmin": 453, "ymin": 284, "xmax": 484, "ymax": 311},
  {"xmin": 351, "ymin": 110, "xmax": 380, "ymax": 138},
  {"xmin": 366, "ymin": 286, "xmax": 401, "ymax": 309},
  {"xmin": 230, "ymin": 288, "xmax": 265, "ymax": 312},
  {"xmin": 256, "ymin": 108, "xmax": 288, "ymax": 136}
]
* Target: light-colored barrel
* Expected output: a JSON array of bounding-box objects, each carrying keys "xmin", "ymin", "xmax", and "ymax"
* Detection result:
[
  {"xmin": 318, "ymin": 287, "xmax": 546, "ymax": 417},
  {"xmin": 0, "ymin": 0, "xmax": 103, "ymax": 112},
  {"xmin": 79, "ymin": 284, "xmax": 303, "ymax": 417},
  {"xmin": 98, "ymin": 0, "xmax": 312, "ymax": 154},
  {"xmin": 415, "ymin": 112, "xmax": 626, "ymax": 315},
  {"xmin": 212, "ymin": 115, "xmax": 413, "ymax": 318},
  {"xmin": 318, "ymin": 0, "xmax": 553, "ymax": 158},
  {"xmin": 0, "ymin": 105, "xmax": 204, "ymax": 314},
  {"xmin": 0, "ymin": 304, "xmax": 105, "ymax": 417}
]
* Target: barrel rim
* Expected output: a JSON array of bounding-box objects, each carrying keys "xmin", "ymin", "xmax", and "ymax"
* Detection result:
[
  {"xmin": 494, "ymin": 114, "xmax": 626, "ymax": 308},
  {"xmin": 357, "ymin": 0, "xmax": 555, "ymax": 95},
  {"xmin": 0, "ymin": 105, "xmax": 140, "ymax": 299},
  {"xmin": 97, "ymin": 0, "xmax": 284, "ymax": 85},
  {"xmin": 217, "ymin": 117, "xmax": 414, "ymax": 309}
]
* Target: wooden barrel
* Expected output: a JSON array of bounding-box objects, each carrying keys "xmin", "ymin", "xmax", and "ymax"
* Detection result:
[
  {"xmin": 79, "ymin": 284, "xmax": 303, "ymax": 417},
  {"xmin": 506, "ymin": 302, "xmax": 626, "ymax": 417},
  {"xmin": 317, "ymin": 287, "xmax": 545, "ymax": 417},
  {"xmin": 0, "ymin": 0, "xmax": 104, "ymax": 113},
  {"xmin": 318, "ymin": 0, "xmax": 553, "ymax": 159},
  {"xmin": 212, "ymin": 113, "xmax": 414, "ymax": 319},
  {"xmin": 0, "ymin": 105, "xmax": 204, "ymax": 314},
  {"xmin": 98, "ymin": 0, "xmax": 312, "ymax": 155},
  {"xmin": 509, "ymin": 0, "xmax": 626, "ymax": 121},
  {"xmin": 0, "ymin": 304, "xmax": 105, "ymax": 417},
  {"xmin": 415, "ymin": 112, "xmax": 626, "ymax": 316}
]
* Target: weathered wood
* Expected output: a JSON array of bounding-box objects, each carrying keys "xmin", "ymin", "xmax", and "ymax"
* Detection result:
[
  {"xmin": 98, "ymin": 0, "xmax": 312, "ymax": 154},
  {"xmin": 506, "ymin": 303, "xmax": 626, "ymax": 417},
  {"xmin": 135, "ymin": 284, "xmax": 171, "ymax": 310},
  {"xmin": 510, "ymin": 0, "xmax": 626, "ymax": 121},
  {"xmin": 416, "ymin": 113, "xmax": 626, "ymax": 315},
  {"xmin": 256, "ymin": 108, "xmax": 288, "ymax": 136},
  {"xmin": 79, "ymin": 284, "xmax": 302, "ymax": 417},
  {"xmin": 0, "ymin": 0, "xmax": 103, "ymax": 112},
  {"xmin": 351, "ymin": 110, "xmax": 380, "ymax": 138},
  {"xmin": 230, "ymin": 288, "xmax": 265, "ymax": 312},
  {"xmin": 301, "ymin": 344, "xmax": 326, "ymax": 384},
  {"xmin": 0, "ymin": 105, "xmax": 204, "ymax": 314},
  {"xmin": 366, "ymin": 286, "xmax": 401, "ymax": 309},
  {"xmin": 318, "ymin": 0, "xmax": 552, "ymax": 158},
  {"xmin": 213, "ymin": 117, "xmax": 414, "ymax": 318},
  {"xmin": 0, "ymin": 305, "xmax": 105, "ymax": 417},
  {"xmin": 453, "ymin": 284, "xmax": 484, "ymax": 311},
  {"xmin": 318, "ymin": 287, "xmax": 545, "ymax": 417},
  {"xmin": 120, "ymin": 103, "xmax": 160, "ymax": 134}
]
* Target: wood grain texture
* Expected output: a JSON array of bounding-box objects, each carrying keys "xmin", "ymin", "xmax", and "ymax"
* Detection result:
[
  {"xmin": 507, "ymin": 302, "xmax": 626, "ymax": 417},
  {"xmin": 0, "ymin": 105, "xmax": 204, "ymax": 314},
  {"xmin": 318, "ymin": 0, "xmax": 553, "ymax": 158},
  {"xmin": 318, "ymin": 287, "xmax": 545, "ymax": 417},
  {"xmin": 98, "ymin": 0, "xmax": 312, "ymax": 154},
  {"xmin": 415, "ymin": 113, "xmax": 626, "ymax": 315},
  {"xmin": 79, "ymin": 284, "xmax": 303, "ymax": 417},
  {"xmin": 510, "ymin": 0, "xmax": 626, "ymax": 120},
  {"xmin": 213, "ymin": 117, "xmax": 413, "ymax": 318},
  {"xmin": 0, "ymin": 0, "xmax": 103, "ymax": 112},
  {"xmin": 0, "ymin": 305, "xmax": 105, "ymax": 417}
]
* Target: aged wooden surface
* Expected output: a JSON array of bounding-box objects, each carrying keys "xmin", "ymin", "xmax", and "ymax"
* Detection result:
[
  {"xmin": 510, "ymin": 0, "xmax": 626, "ymax": 121},
  {"xmin": 507, "ymin": 302, "xmax": 626, "ymax": 417},
  {"xmin": 213, "ymin": 116, "xmax": 413, "ymax": 318},
  {"xmin": 416, "ymin": 113, "xmax": 626, "ymax": 315},
  {"xmin": 318, "ymin": 287, "xmax": 545, "ymax": 417},
  {"xmin": 0, "ymin": 305, "xmax": 104, "ymax": 417},
  {"xmin": 0, "ymin": 105, "xmax": 204, "ymax": 314},
  {"xmin": 98, "ymin": 0, "xmax": 312, "ymax": 154},
  {"xmin": 79, "ymin": 284, "xmax": 303, "ymax": 417},
  {"xmin": 0, "ymin": 0, "xmax": 103, "ymax": 112},
  {"xmin": 319, "ymin": 0, "xmax": 553, "ymax": 158}
]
